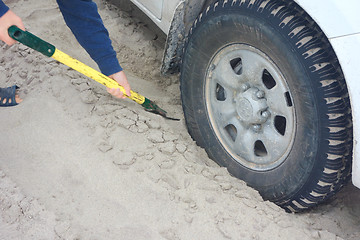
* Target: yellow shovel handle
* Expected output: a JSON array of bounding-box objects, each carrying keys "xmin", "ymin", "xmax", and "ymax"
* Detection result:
[{"xmin": 52, "ymin": 49, "xmax": 145, "ymax": 104}]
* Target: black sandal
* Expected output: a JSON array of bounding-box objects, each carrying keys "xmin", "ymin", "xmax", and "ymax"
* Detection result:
[{"xmin": 0, "ymin": 85, "xmax": 20, "ymax": 107}]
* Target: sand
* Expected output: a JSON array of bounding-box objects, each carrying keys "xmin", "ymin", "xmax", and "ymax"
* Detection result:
[{"xmin": 0, "ymin": 0, "xmax": 359, "ymax": 239}]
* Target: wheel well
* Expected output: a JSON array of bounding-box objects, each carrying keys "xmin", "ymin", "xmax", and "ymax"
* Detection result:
[{"xmin": 161, "ymin": 0, "xmax": 215, "ymax": 75}]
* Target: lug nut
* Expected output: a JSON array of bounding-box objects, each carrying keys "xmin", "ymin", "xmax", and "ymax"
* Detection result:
[
  {"xmin": 261, "ymin": 110, "xmax": 270, "ymax": 119},
  {"xmin": 256, "ymin": 90, "xmax": 265, "ymax": 99},
  {"xmin": 252, "ymin": 124, "xmax": 261, "ymax": 132},
  {"xmin": 241, "ymin": 83, "xmax": 250, "ymax": 92}
]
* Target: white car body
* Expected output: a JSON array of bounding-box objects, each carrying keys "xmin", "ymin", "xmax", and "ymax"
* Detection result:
[{"xmin": 129, "ymin": 0, "xmax": 360, "ymax": 188}]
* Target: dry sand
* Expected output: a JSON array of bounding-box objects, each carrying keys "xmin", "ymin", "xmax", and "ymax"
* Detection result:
[{"xmin": 0, "ymin": 0, "xmax": 359, "ymax": 239}]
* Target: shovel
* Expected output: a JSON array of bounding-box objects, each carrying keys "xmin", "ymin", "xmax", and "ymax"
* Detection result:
[{"xmin": 8, "ymin": 25, "xmax": 179, "ymax": 121}]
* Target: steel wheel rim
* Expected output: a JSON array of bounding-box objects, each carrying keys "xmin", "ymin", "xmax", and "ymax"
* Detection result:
[{"xmin": 205, "ymin": 44, "xmax": 296, "ymax": 171}]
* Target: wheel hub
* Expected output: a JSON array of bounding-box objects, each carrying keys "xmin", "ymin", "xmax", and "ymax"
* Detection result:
[{"xmin": 235, "ymin": 87, "xmax": 269, "ymax": 126}]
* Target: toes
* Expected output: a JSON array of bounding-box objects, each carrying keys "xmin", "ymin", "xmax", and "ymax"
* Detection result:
[{"xmin": 15, "ymin": 95, "xmax": 22, "ymax": 104}]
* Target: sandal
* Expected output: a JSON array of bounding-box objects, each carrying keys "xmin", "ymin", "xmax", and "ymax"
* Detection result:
[{"xmin": 0, "ymin": 85, "xmax": 20, "ymax": 107}]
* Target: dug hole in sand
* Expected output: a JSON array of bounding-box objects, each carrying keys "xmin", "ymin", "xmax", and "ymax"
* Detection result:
[{"xmin": 1, "ymin": 0, "xmax": 360, "ymax": 239}]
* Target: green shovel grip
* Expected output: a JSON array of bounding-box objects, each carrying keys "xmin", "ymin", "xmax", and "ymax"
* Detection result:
[{"xmin": 8, "ymin": 25, "xmax": 55, "ymax": 57}]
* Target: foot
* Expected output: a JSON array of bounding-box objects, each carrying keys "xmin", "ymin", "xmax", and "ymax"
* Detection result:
[{"xmin": 0, "ymin": 85, "xmax": 22, "ymax": 107}]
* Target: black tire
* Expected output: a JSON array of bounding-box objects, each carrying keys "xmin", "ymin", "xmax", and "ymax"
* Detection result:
[{"xmin": 180, "ymin": 0, "xmax": 352, "ymax": 212}]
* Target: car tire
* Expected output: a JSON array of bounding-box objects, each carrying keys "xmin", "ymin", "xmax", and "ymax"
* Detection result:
[{"xmin": 180, "ymin": 0, "xmax": 352, "ymax": 212}]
